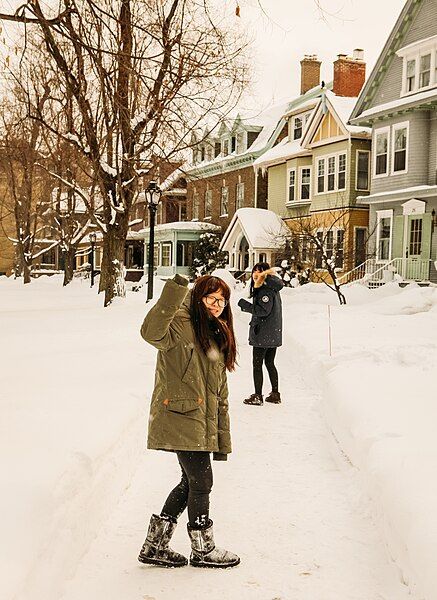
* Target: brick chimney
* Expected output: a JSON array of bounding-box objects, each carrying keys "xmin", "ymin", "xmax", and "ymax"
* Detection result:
[
  {"xmin": 300, "ymin": 55, "xmax": 321, "ymax": 95},
  {"xmin": 333, "ymin": 49, "xmax": 366, "ymax": 97}
]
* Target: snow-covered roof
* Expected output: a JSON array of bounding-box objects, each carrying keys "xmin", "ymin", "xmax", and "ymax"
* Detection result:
[
  {"xmin": 357, "ymin": 184, "xmax": 437, "ymax": 204},
  {"xmin": 138, "ymin": 220, "xmax": 221, "ymax": 234},
  {"xmin": 353, "ymin": 87, "xmax": 437, "ymax": 122},
  {"xmin": 220, "ymin": 208, "xmax": 290, "ymax": 251},
  {"xmin": 53, "ymin": 188, "xmax": 103, "ymax": 214},
  {"xmin": 159, "ymin": 167, "xmax": 186, "ymax": 192},
  {"xmin": 253, "ymin": 138, "xmax": 309, "ymax": 170}
]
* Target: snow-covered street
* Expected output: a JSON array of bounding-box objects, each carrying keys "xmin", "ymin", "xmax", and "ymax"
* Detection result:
[{"xmin": 1, "ymin": 275, "xmax": 431, "ymax": 599}]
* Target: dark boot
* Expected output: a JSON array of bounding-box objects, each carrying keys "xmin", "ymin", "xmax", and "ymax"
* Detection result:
[
  {"xmin": 243, "ymin": 393, "xmax": 263, "ymax": 406},
  {"xmin": 187, "ymin": 520, "xmax": 240, "ymax": 569},
  {"xmin": 138, "ymin": 514, "xmax": 188, "ymax": 568},
  {"xmin": 265, "ymin": 391, "xmax": 281, "ymax": 404}
]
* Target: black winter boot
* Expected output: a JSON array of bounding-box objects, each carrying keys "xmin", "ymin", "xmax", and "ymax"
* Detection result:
[
  {"xmin": 187, "ymin": 520, "xmax": 240, "ymax": 568},
  {"xmin": 265, "ymin": 391, "xmax": 281, "ymax": 404},
  {"xmin": 138, "ymin": 514, "xmax": 188, "ymax": 568},
  {"xmin": 243, "ymin": 393, "xmax": 263, "ymax": 406}
]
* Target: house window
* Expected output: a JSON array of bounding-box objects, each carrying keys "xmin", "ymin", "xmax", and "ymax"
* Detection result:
[
  {"xmin": 375, "ymin": 129, "xmax": 389, "ymax": 176},
  {"xmin": 236, "ymin": 182, "xmax": 245, "ymax": 209},
  {"xmin": 325, "ymin": 230, "xmax": 334, "ymax": 262},
  {"xmin": 205, "ymin": 189, "xmax": 212, "ymax": 217},
  {"xmin": 231, "ymin": 136, "xmax": 236, "ymax": 153},
  {"xmin": 294, "ymin": 117, "xmax": 303, "ymax": 140},
  {"xmin": 317, "ymin": 158, "xmax": 325, "ymax": 193},
  {"xmin": 288, "ymin": 169, "xmax": 296, "ymax": 202},
  {"xmin": 420, "ymin": 53, "xmax": 431, "ymax": 88},
  {"xmin": 220, "ymin": 186, "xmax": 229, "ymax": 215},
  {"xmin": 376, "ymin": 210, "xmax": 393, "ymax": 261},
  {"xmin": 406, "ymin": 59, "xmax": 416, "ymax": 92},
  {"xmin": 315, "ymin": 231, "xmax": 323, "ymax": 268},
  {"xmin": 338, "ymin": 154, "xmax": 346, "ymax": 190},
  {"xmin": 192, "ymin": 190, "xmax": 199, "ymax": 220},
  {"xmin": 236, "ymin": 132, "xmax": 245, "ymax": 153},
  {"xmin": 356, "ymin": 150, "xmax": 370, "ymax": 191},
  {"xmin": 335, "ymin": 230, "xmax": 344, "ymax": 269},
  {"xmin": 223, "ymin": 139, "xmax": 229, "ymax": 157},
  {"xmin": 300, "ymin": 167, "xmax": 311, "ymax": 200},
  {"xmin": 200, "ymin": 146, "xmax": 205, "ymax": 162},
  {"xmin": 327, "ymin": 156, "xmax": 336, "ymax": 191},
  {"xmin": 409, "ymin": 218, "xmax": 422, "ymax": 255},
  {"xmin": 393, "ymin": 124, "xmax": 408, "ymax": 173},
  {"xmin": 161, "ymin": 243, "xmax": 172, "ymax": 267},
  {"xmin": 214, "ymin": 142, "xmax": 221, "ymax": 157}
]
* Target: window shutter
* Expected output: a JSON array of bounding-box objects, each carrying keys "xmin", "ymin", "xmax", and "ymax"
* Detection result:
[
  {"xmin": 392, "ymin": 215, "xmax": 405, "ymax": 259},
  {"xmin": 420, "ymin": 213, "xmax": 432, "ymax": 260}
]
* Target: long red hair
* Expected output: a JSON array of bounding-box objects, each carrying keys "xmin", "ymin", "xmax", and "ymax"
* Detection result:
[{"xmin": 190, "ymin": 275, "xmax": 237, "ymax": 372}]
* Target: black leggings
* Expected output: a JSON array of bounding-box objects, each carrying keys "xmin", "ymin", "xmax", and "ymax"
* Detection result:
[
  {"xmin": 253, "ymin": 347, "xmax": 278, "ymax": 395},
  {"xmin": 161, "ymin": 451, "xmax": 212, "ymax": 529}
]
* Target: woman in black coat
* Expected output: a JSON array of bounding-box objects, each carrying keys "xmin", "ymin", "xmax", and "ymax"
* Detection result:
[{"xmin": 238, "ymin": 262, "xmax": 284, "ymax": 406}]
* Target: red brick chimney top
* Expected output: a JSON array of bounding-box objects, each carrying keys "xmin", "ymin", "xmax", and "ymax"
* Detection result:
[
  {"xmin": 333, "ymin": 49, "xmax": 366, "ymax": 97},
  {"xmin": 300, "ymin": 54, "xmax": 321, "ymax": 95}
]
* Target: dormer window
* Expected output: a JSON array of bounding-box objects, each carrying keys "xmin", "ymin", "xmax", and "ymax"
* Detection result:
[
  {"xmin": 223, "ymin": 139, "xmax": 229, "ymax": 157},
  {"xmin": 200, "ymin": 146, "xmax": 205, "ymax": 162},
  {"xmin": 293, "ymin": 117, "xmax": 303, "ymax": 140},
  {"xmin": 420, "ymin": 54, "xmax": 431, "ymax": 88},
  {"xmin": 214, "ymin": 142, "xmax": 221, "ymax": 158},
  {"xmin": 406, "ymin": 59, "xmax": 416, "ymax": 91},
  {"xmin": 398, "ymin": 36, "xmax": 437, "ymax": 96},
  {"xmin": 236, "ymin": 131, "xmax": 245, "ymax": 153},
  {"xmin": 231, "ymin": 136, "xmax": 236, "ymax": 153}
]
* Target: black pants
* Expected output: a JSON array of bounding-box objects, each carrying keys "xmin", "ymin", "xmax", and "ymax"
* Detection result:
[
  {"xmin": 161, "ymin": 451, "xmax": 212, "ymax": 529},
  {"xmin": 253, "ymin": 346, "xmax": 278, "ymax": 395}
]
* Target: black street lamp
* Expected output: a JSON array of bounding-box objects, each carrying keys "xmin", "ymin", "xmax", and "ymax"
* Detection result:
[
  {"xmin": 89, "ymin": 232, "xmax": 97, "ymax": 288},
  {"xmin": 146, "ymin": 180, "xmax": 162, "ymax": 302}
]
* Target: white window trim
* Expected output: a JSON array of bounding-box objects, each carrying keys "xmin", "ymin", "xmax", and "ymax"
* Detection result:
[
  {"xmin": 375, "ymin": 209, "xmax": 393, "ymax": 262},
  {"xmin": 316, "ymin": 157, "xmax": 325, "ymax": 194},
  {"xmin": 286, "ymin": 167, "xmax": 297, "ymax": 203},
  {"xmin": 204, "ymin": 188, "xmax": 212, "ymax": 218},
  {"xmin": 315, "ymin": 152, "xmax": 347, "ymax": 195},
  {"xmin": 161, "ymin": 242, "xmax": 172, "ymax": 267},
  {"xmin": 391, "ymin": 121, "xmax": 409, "ymax": 176},
  {"xmin": 236, "ymin": 181, "xmax": 245, "ymax": 209},
  {"xmin": 373, "ymin": 126, "xmax": 390, "ymax": 179},
  {"xmin": 355, "ymin": 149, "xmax": 371, "ymax": 191},
  {"xmin": 397, "ymin": 35, "xmax": 437, "ymax": 97},
  {"xmin": 313, "ymin": 226, "xmax": 345, "ymax": 272},
  {"xmin": 220, "ymin": 186, "xmax": 229, "ymax": 217},
  {"xmin": 299, "ymin": 166, "xmax": 312, "ymax": 201}
]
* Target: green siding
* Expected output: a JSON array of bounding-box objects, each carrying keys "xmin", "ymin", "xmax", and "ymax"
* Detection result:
[
  {"xmin": 267, "ymin": 164, "xmax": 287, "ymax": 217},
  {"xmin": 392, "ymin": 215, "xmax": 405, "ymax": 258}
]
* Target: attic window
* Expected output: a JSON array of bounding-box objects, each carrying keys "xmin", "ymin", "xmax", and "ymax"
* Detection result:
[
  {"xmin": 398, "ymin": 36, "xmax": 437, "ymax": 96},
  {"xmin": 200, "ymin": 146, "xmax": 205, "ymax": 162},
  {"xmin": 293, "ymin": 117, "xmax": 303, "ymax": 140},
  {"xmin": 419, "ymin": 54, "xmax": 431, "ymax": 88},
  {"xmin": 223, "ymin": 139, "xmax": 229, "ymax": 157},
  {"xmin": 231, "ymin": 136, "xmax": 236, "ymax": 153},
  {"xmin": 214, "ymin": 142, "xmax": 221, "ymax": 158}
]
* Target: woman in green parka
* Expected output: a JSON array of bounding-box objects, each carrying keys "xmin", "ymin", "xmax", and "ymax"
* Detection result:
[{"xmin": 138, "ymin": 273, "xmax": 240, "ymax": 569}]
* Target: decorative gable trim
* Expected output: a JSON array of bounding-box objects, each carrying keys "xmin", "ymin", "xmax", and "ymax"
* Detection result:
[{"xmin": 350, "ymin": 0, "xmax": 423, "ymax": 121}]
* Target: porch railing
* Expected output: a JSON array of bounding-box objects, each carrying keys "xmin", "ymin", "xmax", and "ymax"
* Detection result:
[{"xmin": 338, "ymin": 258, "xmax": 433, "ymax": 287}]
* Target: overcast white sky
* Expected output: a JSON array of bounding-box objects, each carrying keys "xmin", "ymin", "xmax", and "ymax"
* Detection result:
[
  {"xmin": 235, "ymin": 0, "xmax": 405, "ymax": 112},
  {"xmin": 1, "ymin": 0, "xmax": 406, "ymax": 114}
]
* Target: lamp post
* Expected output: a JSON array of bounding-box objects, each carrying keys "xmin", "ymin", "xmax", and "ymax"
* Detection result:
[
  {"xmin": 146, "ymin": 180, "xmax": 162, "ymax": 302},
  {"xmin": 89, "ymin": 232, "xmax": 97, "ymax": 288}
]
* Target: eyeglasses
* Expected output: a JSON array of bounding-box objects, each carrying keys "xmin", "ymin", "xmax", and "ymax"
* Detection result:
[{"xmin": 204, "ymin": 294, "xmax": 227, "ymax": 309}]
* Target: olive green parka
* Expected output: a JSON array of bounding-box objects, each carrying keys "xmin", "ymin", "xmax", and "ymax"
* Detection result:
[{"xmin": 140, "ymin": 274, "xmax": 231, "ymax": 461}]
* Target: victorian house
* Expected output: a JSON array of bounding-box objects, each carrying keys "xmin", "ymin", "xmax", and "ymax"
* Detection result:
[
  {"xmin": 349, "ymin": 0, "xmax": 437, "ymax": 285},
  {"xmin": 254, "ymin": 51, "xmax": 372, "ymax": 277}
]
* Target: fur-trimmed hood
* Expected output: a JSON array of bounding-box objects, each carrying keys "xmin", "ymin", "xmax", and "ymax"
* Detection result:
[{"xmin": 254, "ymin": 267, "xmax": 282, "ymax": 291}]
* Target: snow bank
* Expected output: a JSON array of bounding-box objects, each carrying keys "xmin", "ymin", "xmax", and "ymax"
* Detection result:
[{"xmin": 282, "ymin": 282, "xmax": 437, "ymax": 599}]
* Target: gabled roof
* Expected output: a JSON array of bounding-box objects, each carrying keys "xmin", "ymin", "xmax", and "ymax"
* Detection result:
[
  {"xmin": 187, "ymin": 83, "xmax": 331, "ymax": 177},
  {"xmin": 302, "ymin": 91, "xmax": 370, "ymax": 147},
  {"xmin": 220, "ymin": 207, "xmax": 290, "ymax": 251},
  {"xmin": 350, "ymin": 0, "xmax": 423, "ymax": 121}
]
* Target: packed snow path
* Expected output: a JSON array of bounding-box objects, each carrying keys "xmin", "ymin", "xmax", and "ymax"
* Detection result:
[{"xmin": 60, "ymin": 324, "xmax": 409, "ymax": 600}]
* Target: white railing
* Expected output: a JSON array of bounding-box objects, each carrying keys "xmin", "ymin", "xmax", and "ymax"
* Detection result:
[{"xmin": 338, "ymin": 258, "xmax": 433, "ymax": 287}]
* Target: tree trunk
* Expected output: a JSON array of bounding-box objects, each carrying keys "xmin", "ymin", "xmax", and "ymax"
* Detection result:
[
  {"xmin": 101, "ymin": 223, "xmax": 128, "ymax": 306},
  {"xmin": 23, "ymin": 261, "xmax": 31, "ymax": 284},
  {"xmin": 62, "ymin": 247, "xmax": 76, "ymax": 286}
]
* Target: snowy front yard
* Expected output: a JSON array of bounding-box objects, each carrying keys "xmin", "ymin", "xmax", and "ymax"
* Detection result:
[{"xmin": 1, "ymin": 274, "xmax": 436, "ymax": 599}]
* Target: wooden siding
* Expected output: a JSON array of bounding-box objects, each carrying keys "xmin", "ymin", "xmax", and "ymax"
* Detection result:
[
  {"xmin": 313, "ymin": 112, "xmax": 342, "ymax": 143},
  {"xmin": 429, "ymin": 109, "xmax": 437, "ymax": 185},
  {"xmin": 267, "ymin": 164, "xmax": 287, "ymax": 217},
  {"xmin": 369, "ymin": 0, "xmax": 437, "ymax": 111},
  {"xmin": 370, "ymin": 112, "xmax": 430, "ymax": 195}
]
